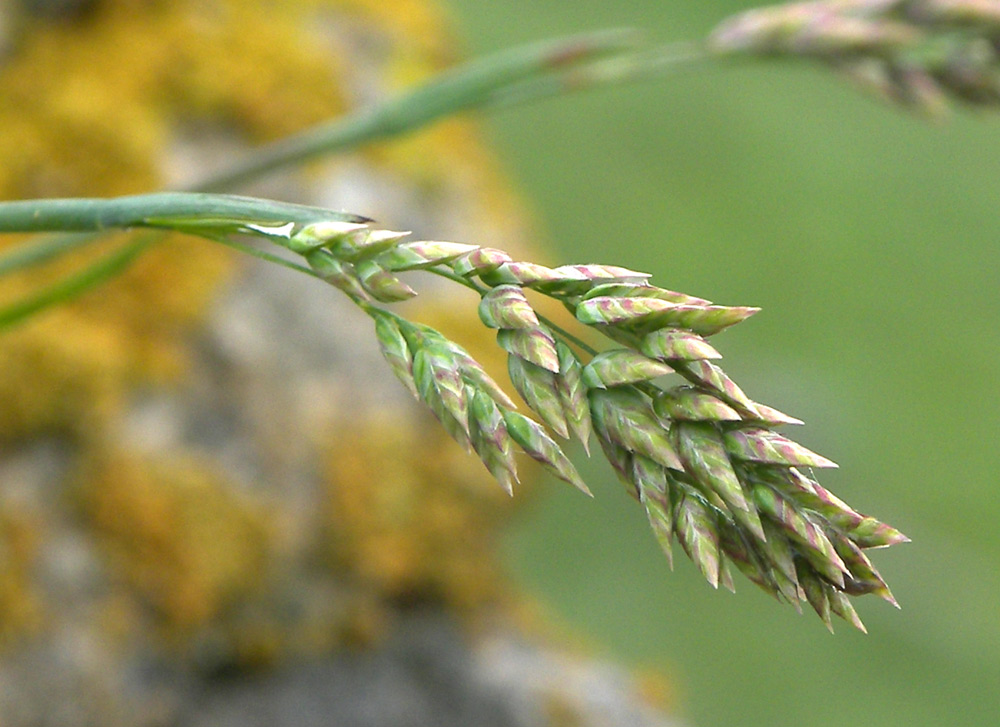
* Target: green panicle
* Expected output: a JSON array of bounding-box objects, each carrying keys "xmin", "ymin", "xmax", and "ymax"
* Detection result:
[
  {"xmin": 555, "ymin": 342, "xmax": 593, "ymax": 453},
  {"xmin": 452, "ymin": 247, "xmax": 513, "ymax": 277},
  {"xmin": 5, "ymin": 190, "xmax": 909, "ymax": 631},
  {"xmin": 507, "ymin": 356, "xmax": 570, "ymax": 438},
  {"xmin": 654, "ymin": 387, "xmax": 742, "ymax": 423},
  {"xmin": 723, "ymin": 427, "xmax": 838, "ymax": 468},
  {"xmin": 753, "ymin": 486, "xmax": 849, "ymax": 587},
  {"xmin": 496, "ymin": 326, "xmax": 560, "ymax": 372},
  {"xmin": 502, "ymin": 410, "xmax": 591, "ymax": 495},
  {"xmin": 373, "ymin": 313, "xmax": 418, "ymax": 399},
  {"xmin": 581, "ymin": 349, "xmax": 673, "ymax": 388},
  {"xmin": 709, "ymin": 5, "xmax": 920, "ymax": 59},
  {"xmin": 589, "ymin": 388, "xmax": 683, "ymax": 470},
  {"xmin": 674, "ymin": 490, "xmax": 722, "ymax": 588},
  {"xmin": 641, "ymin": 328, "xmax": 722, "ymax": 361},
  {"xmin": 478, "ymin": 284, "xmax": 540, "ymax": 329},
  {"xmin": 469, "ymin": 389, "xmax": 519, "ymax": 496}
]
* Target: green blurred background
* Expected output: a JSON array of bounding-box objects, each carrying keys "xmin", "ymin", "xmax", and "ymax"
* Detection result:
[{"xmin": 444, "ymin": 1, "xmax": 1000, "ymax": 725}]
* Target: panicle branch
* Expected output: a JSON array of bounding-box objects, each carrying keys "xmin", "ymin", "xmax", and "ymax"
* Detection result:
[{"xmin": 710, "ymin": 0, "xmax": 1000, "ymax": 115}]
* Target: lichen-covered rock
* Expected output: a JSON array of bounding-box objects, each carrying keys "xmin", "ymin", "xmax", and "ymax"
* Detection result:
[{"xmin": 0, "ymin": 2, "xmax": 681, "ymax": 725}]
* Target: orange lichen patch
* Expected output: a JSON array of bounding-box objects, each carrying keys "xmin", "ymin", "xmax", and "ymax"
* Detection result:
[
  {"xmin": 0, "ymin": 510, "xmax": 44, "ymax": 644},
  {"xmin": 320, "ymin": 414, "xmax": 518, "ymax": 613},
  {"xmin": 75, "ymin": 451, "xmax": 272, "ymax": 637}
]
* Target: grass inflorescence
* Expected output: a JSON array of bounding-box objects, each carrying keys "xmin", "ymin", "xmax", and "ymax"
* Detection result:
[
  {"xmin": 709, "ymin": 0, "xmax": 1000, "ymax": 115},
  {"xmin": 0, "ymin": 192, "xmax": 908, "ymax": 631},
  {"xmin": 211, "ymin": 195, "xmax": 905, "ymax": 633}
]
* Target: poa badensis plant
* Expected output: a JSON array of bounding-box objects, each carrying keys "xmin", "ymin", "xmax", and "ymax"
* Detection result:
[{"xmin": 5, "ymin": 0, "xmax": 965, "ymax": 633}]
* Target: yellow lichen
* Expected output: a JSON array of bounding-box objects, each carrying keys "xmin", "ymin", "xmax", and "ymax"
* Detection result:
[
  {"xmin": 321, "ymin": 413, "xmax": 518, "ymax": 613},
  {"xmin": 0, "ymin": 509, "xmax": 44, "ymax": 644},
  {"xmin": 75, "ymin": 450, "xmax": 272, "ymax": 638},
  {"xmin": 0, "ymin": 0, "xmax": 542, "ymax": 661}
]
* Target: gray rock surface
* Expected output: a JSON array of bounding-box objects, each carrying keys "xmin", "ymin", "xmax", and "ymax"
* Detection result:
[{"xmin": 183, "ymin": 614, "xmax": 682, "ymax": 727}]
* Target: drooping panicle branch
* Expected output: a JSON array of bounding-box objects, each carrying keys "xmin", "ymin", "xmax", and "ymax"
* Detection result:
[{"xmin": 0, "ymin": 192, "xmax": 908, "ymax": 632}]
